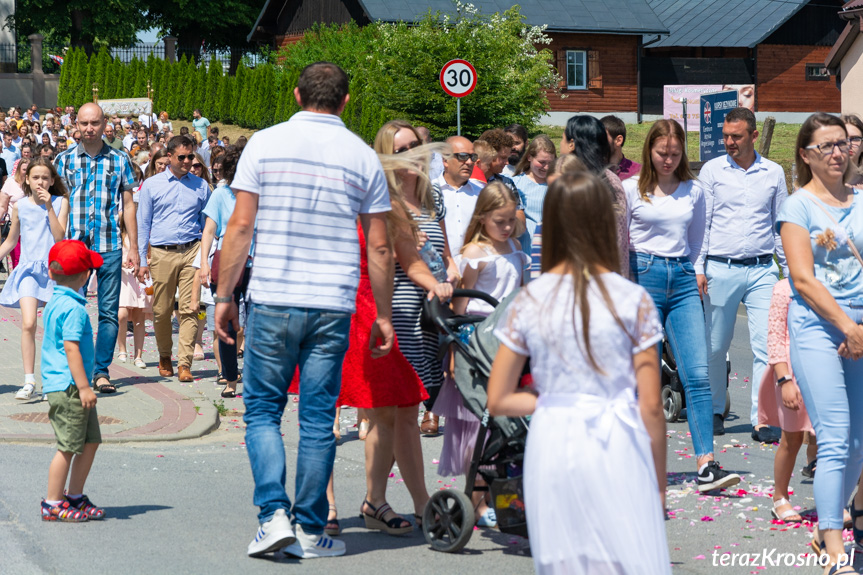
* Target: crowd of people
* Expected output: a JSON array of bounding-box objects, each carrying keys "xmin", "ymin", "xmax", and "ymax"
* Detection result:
[{"xmin": 5, "ymin": 60, "xmax": 863, "ymax": 574}]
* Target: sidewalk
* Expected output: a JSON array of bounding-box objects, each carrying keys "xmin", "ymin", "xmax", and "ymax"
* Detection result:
[{"xmin": 0, "ymin": 284, "xmax": 228, "ymax": 443}]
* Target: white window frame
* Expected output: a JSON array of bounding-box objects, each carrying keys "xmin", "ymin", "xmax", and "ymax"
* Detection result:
[{"xmin": 566, "ymin": 50, "xmax": 587, "ymax": 90}]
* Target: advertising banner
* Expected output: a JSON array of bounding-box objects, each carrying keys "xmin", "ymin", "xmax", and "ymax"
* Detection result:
[
  {"xmin": 96, "ymin": 98, "xmax": 152, "ymax": 117},
  {"xmin": 663, "ymin": 85, "xmax": 722, "ymax": 132},
  {"xmin": 699, "ymin": 90, "xmax": 740, "ymax": 162}
]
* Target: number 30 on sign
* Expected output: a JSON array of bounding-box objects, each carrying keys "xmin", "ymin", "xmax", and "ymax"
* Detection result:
[{"xmin": 440, "ymin": 59, "xmax": 477, "ymax": 98}]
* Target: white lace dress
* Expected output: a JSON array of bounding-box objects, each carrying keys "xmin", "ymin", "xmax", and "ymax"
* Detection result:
[{"xmin": 495, "ymin": 272, "xmax": 670, "ymax": 575}]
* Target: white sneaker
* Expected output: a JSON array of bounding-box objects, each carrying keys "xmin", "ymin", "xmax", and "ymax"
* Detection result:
[
  {"xmin": 41, "ymin": 394, "xmax": 47, "ymax": 402},
  {"xmin": 282, "ymin": 523, "xmax": 346, "ymax": 559},
  {"xmin": 15, "ymin": 383, "xmax": 35, "ymax": 400},
  {"xmin": 134, "ymin": 358, "xmax": 146, "ymax": 369},
  {"xmin": 247, "ymin": 509, "xmax": 296, "ymax": 557}
]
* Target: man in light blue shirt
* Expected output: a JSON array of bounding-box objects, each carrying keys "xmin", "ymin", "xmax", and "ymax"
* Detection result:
[
  {"xmin": 696, "ymin": 107, "xmax": 787, "ymax": 443},
  {"xmin": 1, "ymin": 131, "xmax": 20, "ymax": 173},
  {"xmin": 137, "ymin": 134, "xmax": 211, "ymax": 383},
  {"xmin": 192, "ymin": 109, "xmax": 210, "ymax": 141}
]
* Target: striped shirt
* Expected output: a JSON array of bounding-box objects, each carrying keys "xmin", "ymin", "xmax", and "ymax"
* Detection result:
[
  {"xmin": 54, "ymin": 142, "xmax": 136, "ymax": 253},
  {"xmin": 231, "ymin": 111, "xmax": 390, "ymax": 313}
]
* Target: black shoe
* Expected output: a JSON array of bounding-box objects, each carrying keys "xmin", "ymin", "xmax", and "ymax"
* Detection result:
[
  {"xmin": 697, "ymin": 461, "xmax": 741, "ymax": 492},
  {"xmin": 713, "ymin": 414, "xmax": 725, "ymax": 436},
  {"xmin": 801, "ymin": 458, "xmax": 816, "ymax": 478},
  {"xmin": 751, "ymin": 426, "xmax": 781, "ymax": 444}
]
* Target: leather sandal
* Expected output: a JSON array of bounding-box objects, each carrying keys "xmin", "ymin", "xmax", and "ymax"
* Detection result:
[
  {"xmin": 420, "ymin": 412, "xmax": 439, "ymax": 435},
  {"xmin": 325, "ymin": 504, "xmax": 340, "ymax": 536},
  {"xmin": 360, "ymin": 499, "xmax": 412, "ymax": 535}
]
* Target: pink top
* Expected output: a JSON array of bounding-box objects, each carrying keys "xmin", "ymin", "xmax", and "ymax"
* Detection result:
[
  {"xmin": 766, "ymin": 278, "xmax": 792, "ymax": 368},
  {"xmin": 757, "ymin": 278, "xmax": 813, "ymax": 432},
  {"xmin": 0, "ymin": 178, "xmax": 25, "ymax": 221}
]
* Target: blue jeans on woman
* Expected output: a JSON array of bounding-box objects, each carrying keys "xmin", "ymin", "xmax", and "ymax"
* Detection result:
[
  {"xmin": 630, "ymin": 252, "xmax": 714, "ymax": 458},
  {"xmin": 242, "ymin": 303, "xmax": 351, "ymax": 533},
  {"xmin": 789, "ymin": 298, "xmax": 863, "ymax": 531}
]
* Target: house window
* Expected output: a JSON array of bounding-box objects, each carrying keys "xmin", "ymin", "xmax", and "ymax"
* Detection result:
[
  {"xmin": 805, "ymin": 63, "xmax": 829, "ymax": 81},
  {"xmin": 566, "ymin": 50, "xmax": 587, "ymax": 89}
]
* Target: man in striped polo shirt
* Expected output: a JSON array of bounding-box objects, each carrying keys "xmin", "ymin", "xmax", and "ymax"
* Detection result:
[
  {"xmin": 54, "ymin": 103, "xmax": 138, "ymax": 395},
  {"xmin": 214, "ymin": 62, "xmax": 394, "ymax": 560}
]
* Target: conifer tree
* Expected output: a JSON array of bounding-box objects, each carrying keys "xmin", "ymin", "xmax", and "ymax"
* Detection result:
[
  {"xmin": 218, "ymin": 73, "xmax": 233, "ymax": 125},
  {"xmin": 205, "ymin": 55, "xmax": 222, "ymax": 122}
]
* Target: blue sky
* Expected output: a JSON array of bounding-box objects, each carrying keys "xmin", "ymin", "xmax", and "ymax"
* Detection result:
[{"xmin": 137, "ymin": 29, "xmax": 160, "ymax": 43}]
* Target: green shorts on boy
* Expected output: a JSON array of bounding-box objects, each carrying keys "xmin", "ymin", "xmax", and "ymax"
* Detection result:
[{"xmin": 41, "ymin": 240, "xmax": 106, "ymax": 523}]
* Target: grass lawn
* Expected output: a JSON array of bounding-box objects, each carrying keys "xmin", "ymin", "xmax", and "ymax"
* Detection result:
[
  {"xmin": 542, "ymin": 122, "xmax": 799, "ymax": 188},
  {"xmin": 170, "ymin": 120, "xmax": 257, "ymax": 144},
  {"xmin": 173, "ymin": 117, "xmax": 799, "ymax": 188}
]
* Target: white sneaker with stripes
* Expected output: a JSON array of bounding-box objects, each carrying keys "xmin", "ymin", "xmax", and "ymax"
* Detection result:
[
  {"xmin": 282, "ymin": 523, "xmax": 346, "ymax": 558},
  {"xmin": 248, "ymin": 509, "xmax": 296, "ymax": 557}
]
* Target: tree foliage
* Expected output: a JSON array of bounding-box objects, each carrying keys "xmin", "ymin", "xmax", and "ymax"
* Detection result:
[
  {"xmin": 54, "ymin": 3, "xmax": 558, "ymax": 142},
  {"xmin": 6, "ymin": 0, "xmax": 143, "ymax": 47}
]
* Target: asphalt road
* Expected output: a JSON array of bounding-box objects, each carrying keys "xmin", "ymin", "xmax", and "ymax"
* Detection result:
[{"xmin": 1, "ymin": 305, "xmax": 857, "ymax": 574}]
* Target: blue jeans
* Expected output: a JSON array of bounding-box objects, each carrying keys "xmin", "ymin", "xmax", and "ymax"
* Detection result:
[
  {"xmin": 630, "ymin": 252, "xmax": 714, "ymax": 458},
  {"xmin": 242, "ymin": 303, "xmax": 351, "ymax": 533},
  {"xmin": 789, "ymin": 298, "xmax": 863, "ymax": 530},
  {"xmin": 93, "ymin": 250, "xmax": 122, "ymax": 381},
  {"xmin": 704, "ymin": 259, "xmax": 778, "ymax": 425}
]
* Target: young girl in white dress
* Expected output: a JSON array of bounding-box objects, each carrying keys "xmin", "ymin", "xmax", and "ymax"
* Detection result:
[
  {"xmin": 487, "ymin": 172, "xmax": 670, "ymax": 575},
  {"xmin": 435, "ymin": 181, "xmax": 529, "ymax": 527},
  {"xmin": 0, "ymin": 158, "xmax": 69, "ymax": 400}
]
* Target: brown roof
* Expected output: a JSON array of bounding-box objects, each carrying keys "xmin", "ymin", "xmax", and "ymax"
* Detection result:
[{"xmin": 844, "ymin": 0, "xmax": 863, "ymax": 11}]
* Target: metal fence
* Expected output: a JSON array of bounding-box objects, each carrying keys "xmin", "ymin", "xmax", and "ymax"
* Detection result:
[
  {"xmin": 0, "ymin": 41, "xmax": 270, "ymax": 75},
  {"xmin": 0, "ymin": 43, "xmax": 64, "ymax": 74}
]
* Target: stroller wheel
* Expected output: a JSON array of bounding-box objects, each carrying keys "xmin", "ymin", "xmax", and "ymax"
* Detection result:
[
  {"xmin": 723, "ymin": 388, "xmax": 731, "ymax": 420},
  {"xmin": 422, "ymin": 489, "xmax": 475, "ymax": 553},
  {"xmin": 661, "ymin": 385, "xmax": 683, "ymax": 423}
]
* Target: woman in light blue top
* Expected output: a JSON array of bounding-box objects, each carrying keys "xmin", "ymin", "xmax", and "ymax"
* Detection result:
[
  {"xmin": 778, "ymin": 113, "xmax": 863, "ymax": 574},
  {"xmin": 511, "ymin": 135, "xmax": 556, "ymax": 246},
  {"xmin": 197, "ymin": 146, "xmax": 250, "ymax": 399}
]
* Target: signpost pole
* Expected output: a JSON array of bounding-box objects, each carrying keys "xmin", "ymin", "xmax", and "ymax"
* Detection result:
[{"xmin": 457, "ymin": 98, "xmax": 461, "ymax": 136}]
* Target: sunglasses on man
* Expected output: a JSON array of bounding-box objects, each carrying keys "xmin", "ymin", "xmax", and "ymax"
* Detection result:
[{"xmin": 448, "ymin": 152, "xmax": 478, "ymax": 163}]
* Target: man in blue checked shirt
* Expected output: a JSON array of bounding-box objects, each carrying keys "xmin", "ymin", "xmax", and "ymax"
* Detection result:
[{"xmin": 54, "ymin": 103, "xmax": 139, "ymax": 395}]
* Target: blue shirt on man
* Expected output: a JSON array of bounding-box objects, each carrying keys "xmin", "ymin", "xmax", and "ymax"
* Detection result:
[
  {"xmin": 137, "ymin": 168, "xmax": 211, "ymax": 263},
  {"xmin": 1, "ymin": 143, "xmax": 19, "ymax": 174},
  {"xmin": 41, "ymin": 285, "xmax": 94, "ymax": 394}
]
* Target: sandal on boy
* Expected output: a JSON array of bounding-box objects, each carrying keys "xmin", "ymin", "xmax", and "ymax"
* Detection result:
[
  {"xmin": 360, "ymin": 499, "xmax": 412, "ymax": 535},
  {"xmin": 770, "ymin": 498, "xmax": 802, "ymax": 523},
  {"xmin": 41, "ymin": 499, "xmax": 88, "ymax": 522},
  {"xmin": 66, "ymin": 494, "xmax": 105, "ymax": 520}
]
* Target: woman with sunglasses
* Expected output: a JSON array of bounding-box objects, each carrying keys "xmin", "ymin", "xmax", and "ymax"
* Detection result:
[{"xmin": 779, "ymin": 113, "xmax": 863, "ymax": 574}]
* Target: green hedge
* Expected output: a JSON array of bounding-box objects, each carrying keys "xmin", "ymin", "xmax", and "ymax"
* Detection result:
[{"xmin": 56, "ymin": 5, "xmax": 558, "ymax": 142}]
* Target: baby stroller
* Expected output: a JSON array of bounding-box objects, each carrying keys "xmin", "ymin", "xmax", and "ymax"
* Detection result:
[
  {"xmin": 421, "ymin": 289, "xmax": 530, "ymax": 553},
  {"xmin": 661, "ymin": 340, "xmax": 731, "ymax": 422}
]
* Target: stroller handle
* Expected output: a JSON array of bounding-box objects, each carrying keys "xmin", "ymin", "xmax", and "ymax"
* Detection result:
[{"xmin": 450, "ymin": 289, "xmax": 500, "ymax": 308}]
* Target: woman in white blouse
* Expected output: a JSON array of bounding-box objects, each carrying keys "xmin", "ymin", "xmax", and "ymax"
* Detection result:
[{"xmin": 625, "ymin": 119, "xmax": 740, "ymax": 494}]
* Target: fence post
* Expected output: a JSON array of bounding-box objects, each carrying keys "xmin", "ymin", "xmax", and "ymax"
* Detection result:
[
  {"xmin": 759, "ymin": 116, "xmax": 776, "ymax": 158},
  {"xmin": 164, "ymin": 36, "xmax": 177, "ymax": 63},
  {"xmin": 29, "ymin": 33, "xmax": 45, "ymax": 109}
]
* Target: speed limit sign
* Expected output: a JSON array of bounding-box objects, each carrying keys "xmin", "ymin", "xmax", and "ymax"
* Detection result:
[{"xmin": 440, "ymin": 59, "xmax": 477, "ymax": 98}]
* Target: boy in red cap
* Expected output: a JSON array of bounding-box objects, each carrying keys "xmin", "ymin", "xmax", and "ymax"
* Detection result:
[{"xmin": 41, "ymin": 239, "xmax": 105, "ymax": 522}]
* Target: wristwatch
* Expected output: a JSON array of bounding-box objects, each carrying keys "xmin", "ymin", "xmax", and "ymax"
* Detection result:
[
  {"xmin": 213, "ymin": 296, "xmax": 233, "ymax": 304},
  {"xmin": 776, "ymin": 375, "xmax": 792, "ymax": 387}
]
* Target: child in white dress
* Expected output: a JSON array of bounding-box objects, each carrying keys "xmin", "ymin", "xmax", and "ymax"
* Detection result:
[
  {"xmin": 436, "ymin": 181, "xmax": 529, "ymax": 527},
  {"xmin": 488, "ymin": 172, "xmax": 670, "ymax": 575},
  {"xmin": 0, "ymin": 158, "xmax": 69, "ymax": 400}
]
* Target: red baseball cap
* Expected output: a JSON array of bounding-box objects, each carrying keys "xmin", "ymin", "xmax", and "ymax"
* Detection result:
[{"xmin": 49, "ymin": 240, "xmax": 104, "ymax": 275}]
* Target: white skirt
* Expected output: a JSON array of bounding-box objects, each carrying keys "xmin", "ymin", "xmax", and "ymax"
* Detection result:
[{"xmin": 524, "ymin": 393, "xmax": 670, "ymax": 575}]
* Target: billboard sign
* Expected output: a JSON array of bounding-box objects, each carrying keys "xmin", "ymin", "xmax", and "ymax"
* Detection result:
[{"xmin": 699, "ymin": 90, "xmax": 740, "ymax": 162}]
